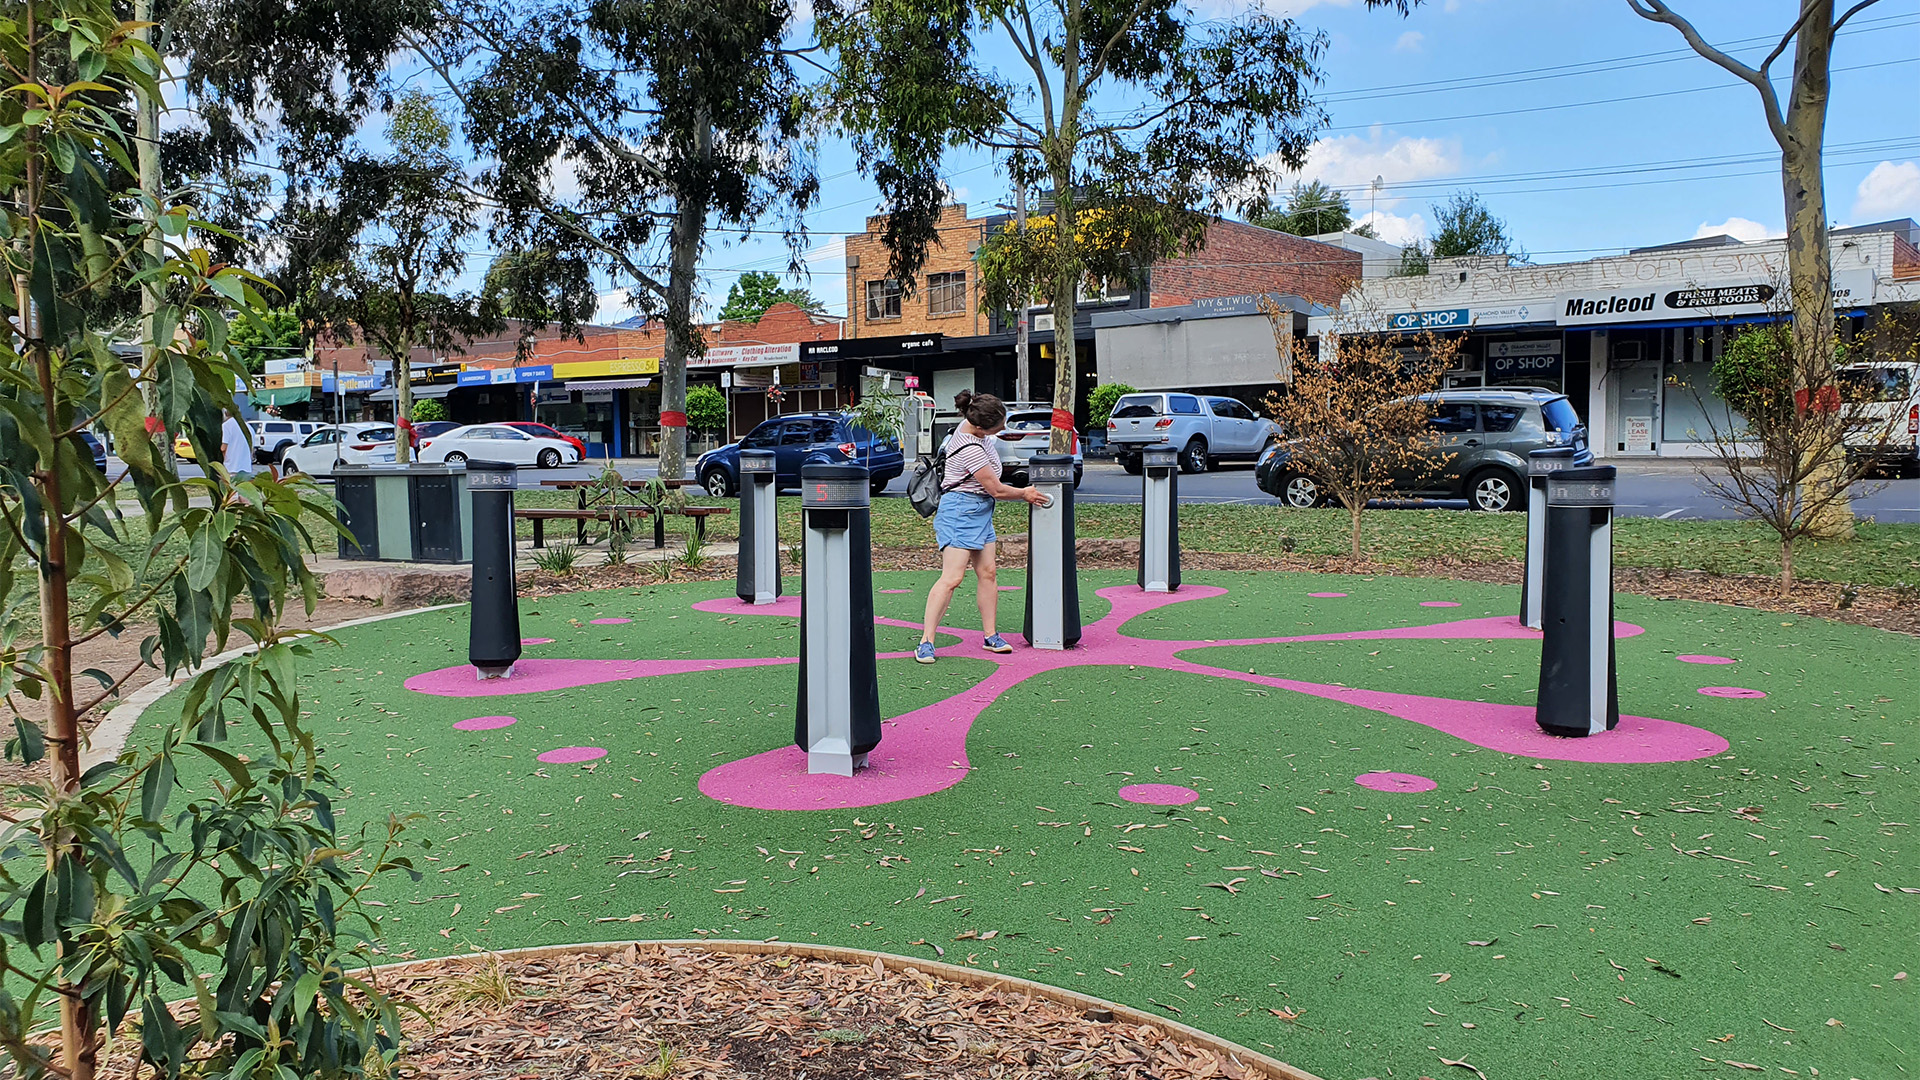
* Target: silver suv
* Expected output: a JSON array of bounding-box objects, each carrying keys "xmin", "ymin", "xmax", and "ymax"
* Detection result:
[{"xmin": 1106, "ymin": 392, "xmax": 1280, "ymax": 474}]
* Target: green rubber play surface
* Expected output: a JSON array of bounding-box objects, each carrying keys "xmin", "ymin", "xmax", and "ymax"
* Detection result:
[{"xmin": 132, "ymin": 571, "xmax": 1916, "ymax": 1080}]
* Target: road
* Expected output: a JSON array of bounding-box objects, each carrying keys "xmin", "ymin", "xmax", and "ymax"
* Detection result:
[{"xmin": 128, "ymin": 458, "xmax": 1920, "ymax": 524}]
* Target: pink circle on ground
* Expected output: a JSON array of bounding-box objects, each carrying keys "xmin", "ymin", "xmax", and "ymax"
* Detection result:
[
  {"xmin": 454, "ymin": 715, "xmax": 517, "ymax": 732},
  {"xmin": 1355, "ymin": 771, "xmax": 1438, "ymax": 793},
  {"xmin": 588, "ymin": 617, "xmax": 631, "ymax": 625},
  {"xmin": 1309, "ymin": 592, "xmax": 1348, "ymax": 599},
  {"xmin": 537, "ymin": 746, "xmax": 609, "ymax": 765},
  {"xmin": 1420, "ymin": 601, "xmax": 1461, "ymax": 608},
  {"xmin": 1119, "ymin": 783, "xmax": 1200, "ymax": 806},
  {"xmin": 521, "ymin": 637, "xmax": 554, "ymax": 645},
  {"xmin": 1699, "ymin": 686, "xmax": 1767, "ymax": 699},
  {"xmin": 1678, "ymin": 654, "xmax": 1736, "ymax": 665},
  {"xmin": 880, "ymin": 589, "xmax": 913, "ymax": 594}
]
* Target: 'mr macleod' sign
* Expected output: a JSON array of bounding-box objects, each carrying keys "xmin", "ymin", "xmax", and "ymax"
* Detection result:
[{"xmin": 1557, "ymin": 281, "xmax": 1776, "ymax": 326}]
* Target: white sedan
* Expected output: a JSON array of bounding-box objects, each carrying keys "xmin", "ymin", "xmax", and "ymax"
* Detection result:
[
  {"xmin": 418, "ymin": 424, "xmax": 582, "ymax": 468},
  {"xmin": 279, "ymin": 424, "xmax": 398, "ymax": 477}
]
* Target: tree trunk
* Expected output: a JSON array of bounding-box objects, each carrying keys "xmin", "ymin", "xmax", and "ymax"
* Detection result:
[
  {"xmin": 394, "ymin": 330, "xmax": 415, "ymax": 464},
  {"xmin": 657, "ymin": 112, "xmax": 711, "ymax": 481},
  {"xmin": 1782, "ymin": 4, "xmax": 1852, "ymax": 539},
  {"xmin": 134, "ymin": 0, "xmax": 174, "ymax": 483},
  {"xmin": 1045, "ymin": 167, "xmax": 1079, "ymax": 456},
  {"xmin": 1349, "ymin": 499, "xmax": 1364, "ymax": 560},
  {"xmin": 1780, "ymin": 535, "xmax": 1795, "ymax": 596}
]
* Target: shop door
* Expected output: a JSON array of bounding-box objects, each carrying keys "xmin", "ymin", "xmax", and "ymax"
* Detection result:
[{"xmin": 1612, "ymin": 362, "xmax": 1661, "ymax": 454}]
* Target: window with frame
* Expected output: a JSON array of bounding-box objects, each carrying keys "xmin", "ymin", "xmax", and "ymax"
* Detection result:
[
  {"xmin": 866, "ymin": 279, "xmax": 902, "ymax": 320},
  {"xmin": 927, "ymin": 272, "xmax": 967, "ymax": 317}
]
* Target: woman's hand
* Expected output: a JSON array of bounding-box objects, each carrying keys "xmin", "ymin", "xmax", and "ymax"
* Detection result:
[{"xmin": 1020, "ymin": 486, "xmax": 1049, "ymax": 505}]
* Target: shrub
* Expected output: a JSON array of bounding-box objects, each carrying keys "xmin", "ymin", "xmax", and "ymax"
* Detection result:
[
  {"xmin": 1087, "ymin": 382, "xmax": 1137, "ymax": 429},
  {"xmin": 411, "ymin": 398, "xmax": 449, "ymax": 423},
  {"xmin": 685, "ymin": 385, "xmax": 728, "ymax": 435}
]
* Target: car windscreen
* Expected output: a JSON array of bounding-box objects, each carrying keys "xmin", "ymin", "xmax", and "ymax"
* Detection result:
[
  {"xmin": 1110, "ymin": 396, "xmax": 1161, "ymax": 419},
  {"xmin": 1540, "ymin": 397, "xmax": 1582, "ymax": 432},
  {"xmin": 1006, "ymin": 412, "xmax": 1050, "ymax": 431},
  {"xmin": 353, "ymin": 427, "xmax": 396, "ymax": 442},
  {"xmin": 1837, "ymin": 367, "xmax": 1914, "ymax": 403}
]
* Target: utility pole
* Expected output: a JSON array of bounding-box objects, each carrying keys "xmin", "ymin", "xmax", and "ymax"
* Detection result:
[
  {"xmin": 1014, "ymin": 178, "xmax": 1030, "ymax": 403},
  {"xmin": 134, "ymin": 0, "xmax": 174, "ymax": 471}
]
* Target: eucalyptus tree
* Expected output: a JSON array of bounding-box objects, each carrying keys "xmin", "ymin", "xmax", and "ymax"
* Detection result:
[
  {"xmin": 817, "ymin": 0, "xmax": 1421, "ymax": 453},
  {"xmin": 427, "ymin": 0, "xmax": 819, "ymax": 480}
]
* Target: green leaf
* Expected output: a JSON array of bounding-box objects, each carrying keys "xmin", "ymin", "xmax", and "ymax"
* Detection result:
[
  {"xmin": 12, "ymin": 718, "xmax": 43, "ymax": 765},
  {"xmin": 187, "ymin": 522, "xmax": 221, "ymax": 592}
]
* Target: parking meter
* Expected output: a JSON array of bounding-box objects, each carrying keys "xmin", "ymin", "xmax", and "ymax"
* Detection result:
[
  {"xmin": 1021, "ymin": 454, "xmax": 1082, "ymax": 650},
  {"xmin": 1521, "ymin": 447, "xmax": 1577, "ymax": 630},
  {"xmin": 466, "ymin": 460, "xmax": 521, "ymax": 680},
  {"xmin": 795, "ymin": 462, "xmax": 882, "ymax": 776},
  {"xmin": 1535, "ymin": 465, "xmax": 1619, "ymax": 738},
  {"xmin": 1139, "ymin": 446, "xmax": 1181, "ymax": 593},
  {"xmin": 736, "ymin": 449, "xmax": 781, "ymax": 605}
]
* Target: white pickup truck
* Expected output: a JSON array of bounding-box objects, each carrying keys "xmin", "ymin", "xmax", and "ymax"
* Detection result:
[{"xmin": 1105, "ymin": 392, "xmax": 1281, "ymax": 475}]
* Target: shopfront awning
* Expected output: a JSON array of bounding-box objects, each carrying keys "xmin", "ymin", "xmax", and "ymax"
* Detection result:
[
  {"xmin": 250, "ymin": 386, "xmax": 312, "ymax": 407},
  {"xmin": 368, "ymin": 383, "xmax": 456, "ymax": 402},
  {"xmin": 565, "ymin": 377, "xmax": 651, "ymax": 390}
]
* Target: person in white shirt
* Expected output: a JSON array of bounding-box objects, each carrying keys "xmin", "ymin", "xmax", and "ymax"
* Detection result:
[{"xmin": 220, "ymin": 408, "xmax": 256, "ymax": 479}]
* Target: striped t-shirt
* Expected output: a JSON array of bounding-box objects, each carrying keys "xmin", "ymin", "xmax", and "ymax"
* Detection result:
[{"xmin": 941, "ymin": 431, "xmax": 1000, "ymax": 496}]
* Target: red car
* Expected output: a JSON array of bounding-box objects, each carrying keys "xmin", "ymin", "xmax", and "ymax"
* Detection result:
[{"xmin": 502, "ymin": 421, "xmax": 587, "ymax": 457}]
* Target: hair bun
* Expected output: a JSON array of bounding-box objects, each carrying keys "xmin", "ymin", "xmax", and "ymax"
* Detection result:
[{"xmin": 953, "ymin": 389, "xmax": 975, "ymax": 410}]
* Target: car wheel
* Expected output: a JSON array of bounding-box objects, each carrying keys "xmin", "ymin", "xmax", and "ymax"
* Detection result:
[
  {"xmin": 1120, "ymin": 454, "xmax": 1143, "ymax": 476},
  {"xmin": 702, "ymin": 468, "xmax": 733, "ymax": 498},
  {"xmin": 1468, "ymin": 468, "xmax": 1522, "ymax": 512},
  {"xmin": 869, "ymin": 477, "xmax": 889, "ymax": 496},
  {"xmin": 1073, "ymin": 466, "xmax": 1083, "ymax": 489},
  {"xmin": 538, "ymin": 448, "xmax": 562, "ymax": 469},
  {"xmin": 1179, "ymin": 438, "xmax": 1209, "ymax": 474},
  {"xmin": 280, "ymin": 457, "xmax": 299, "ymax": 476},
  {"xmin": 443, "ymin": 451, "xmax": 467, "ymax": 465},
  {"xmin": 1282, "ymin": 473, "xmax": 1325, "ymax": 509}
]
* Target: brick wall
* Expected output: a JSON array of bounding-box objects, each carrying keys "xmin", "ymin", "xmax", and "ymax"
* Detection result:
[
  {"xmin": 845, "ymin": 204, "xmax": 988, "ymax": 338},
  {"xmin": 1149, "ymin": 220, "xmax": 1362, "ymax": 308}
]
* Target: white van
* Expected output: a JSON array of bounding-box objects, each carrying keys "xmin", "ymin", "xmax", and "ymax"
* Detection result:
[{"xmin": 1838, "ymin": 362, "xmax": 1920, "ymax": 477}]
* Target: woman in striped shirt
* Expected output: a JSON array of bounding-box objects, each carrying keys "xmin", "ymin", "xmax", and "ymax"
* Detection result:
[{"xmin": 917, "ymin": 391, "xmax": 1050, "ymax": 663}]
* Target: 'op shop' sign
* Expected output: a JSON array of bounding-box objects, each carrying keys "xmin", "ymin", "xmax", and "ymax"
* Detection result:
[
  {"xmin": 1388, "ymin": 308, "xmax": 1470, "ymax": 331},
  {"xmin": 1556, "ymin": 282, "xmax": 1776, "ymax": 326}
]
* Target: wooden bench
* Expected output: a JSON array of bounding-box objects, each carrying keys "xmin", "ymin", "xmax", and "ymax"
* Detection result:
[{"xmin": 514, "ymin": 504, "xmax": 732, "ymax": 549}]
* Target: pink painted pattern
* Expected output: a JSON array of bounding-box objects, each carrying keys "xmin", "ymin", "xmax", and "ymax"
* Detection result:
[
  {"xmin": 1120, "ymin": 783, "xmax": 1200, "ymax": 805},
  {"xmin": 1699, "ymin": 686, "xmax": 1767, "ymax": 699},
  {"xmin": 1420, "ymin": 601, "xmax": 1461, "ymax": 608},
  {"xmin": 453, "ymin": 715, "xmax": 516, "ymax": 731},
  {"xmin": 880, "ymin": 589, "xmax": 914, "ymax": 594},
  {"xmin": 693, "ymin": 595, "xmax": 803, "ymax": 617},
  {"xmin": 1678, "ymin": 654, "xmax": 1736, "ymax": 665},
  {"xmin": 538, "ymin": 746, "xmax": 607, "ymax": 765},
  {"xmin": 406, "ymin": 583, "xmax": 1722, "ymax": 812},
  {"xmin": 1355, "ymin": 771, "xmax": 1438, "ymax": 793},
  {"xmin": 588, "ymin": 617, "xmax": 631, "ymax": 625},
  {"xmin": 521, "ymin": 637, "xmax": 554, "ymax": 645},
  {"xmin": 1308, "ymin": 592, "xmax": 1348, "ymax": 598}
]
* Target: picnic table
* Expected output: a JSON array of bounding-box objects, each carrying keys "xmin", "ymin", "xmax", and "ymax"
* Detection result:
[{"xmin": 530, "ymin": 477, "xmax": 723, "ymax": 549}]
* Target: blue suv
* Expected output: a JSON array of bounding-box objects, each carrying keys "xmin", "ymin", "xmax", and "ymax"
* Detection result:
[{"xmin": 696, "ymin": 412, "xmax": 905, "ymax": 497}]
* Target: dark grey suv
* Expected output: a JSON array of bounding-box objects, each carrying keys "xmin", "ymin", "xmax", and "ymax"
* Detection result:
[{"xmin": 1254, "ymin": 388, "xmax": 1591, "ymax": 511}]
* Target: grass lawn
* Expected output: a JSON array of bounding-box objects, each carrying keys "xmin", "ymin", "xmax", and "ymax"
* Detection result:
[{"xmin": 131, "ymin": 570, "xmax": 1917, "ymax": 1080}]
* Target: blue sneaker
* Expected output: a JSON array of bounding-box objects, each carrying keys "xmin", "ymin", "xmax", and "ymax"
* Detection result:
[
  {"xmin": 983, "ymin": 634, "xmax": 1014, "ymax": 654},
  {"xmin": 915, "ymin": 641, "xmax": 937, "ymax": 664}
]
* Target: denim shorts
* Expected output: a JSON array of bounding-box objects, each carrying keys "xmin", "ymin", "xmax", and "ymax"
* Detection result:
[{"xmin": 933, "ymin": 490, "xmax": 996, "ymax": 551}]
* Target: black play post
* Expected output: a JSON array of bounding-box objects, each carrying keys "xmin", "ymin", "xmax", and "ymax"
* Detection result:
[
  {"xmin": 795, "ymin": 462, "xmax": 881, "ymax": 776},
  {"xmin": 1021, "ymin": 454, "xmax": 1082, "ymax": 650},
  {"xmin": 1535, "ymin": 465, "xmax": 1620, "ymax": 737},
  {"xmin": 466, "ymin": 459, "xmax": 521, "ymax": 680}
]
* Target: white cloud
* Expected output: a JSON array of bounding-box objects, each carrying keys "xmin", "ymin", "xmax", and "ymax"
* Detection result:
[
  {"xmin": 593, "ymin": 288, "xmax": 638, "ymax": 326},
  {"xmin": 1356, "ymin": 209, "xmax": 1427, "ymax": 246},
  {"xmin": 1393, "ymin": 30, "xmax": 1424, "ymax": 53},
  {"xmin": 1268, "ymin": 128, "xmax": 1464, "ymax": 193},
  {"xmin": 1692, "ymin": 217, "xmax": 1777, "ymax": 243},
  {"xmin": 1852, "ymin": 160, "xmax": 1920, "ymax": 221}
]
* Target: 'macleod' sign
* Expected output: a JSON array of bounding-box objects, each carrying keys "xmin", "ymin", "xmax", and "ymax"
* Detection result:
[{"xmin": 1557, "ymin": 281, "xmax": 1776, "ymax": 326}]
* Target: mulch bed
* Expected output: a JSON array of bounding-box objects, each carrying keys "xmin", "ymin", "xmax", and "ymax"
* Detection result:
[
  {"xmin": 517, "ymin": 544, "xmax": 1920, "ymax": 636},
  {"xmin": 380, "ymin": 945, "xmax": 1291, "ymax": 1080}
]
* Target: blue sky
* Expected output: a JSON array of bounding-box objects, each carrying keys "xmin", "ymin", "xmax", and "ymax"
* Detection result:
[{"xmin": 435, "ymin": 0, "xmax": 1920, "ymax": 325}]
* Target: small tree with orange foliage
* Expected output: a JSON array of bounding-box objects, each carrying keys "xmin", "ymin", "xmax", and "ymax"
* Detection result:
[{"xmin": 1260, "ymin": 298, "xmax": 1463, "ymax": 558}]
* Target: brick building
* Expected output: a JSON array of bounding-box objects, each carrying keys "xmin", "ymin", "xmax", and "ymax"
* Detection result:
[{"xmin": 839, "ymin": 202, "xmax": 1361, "ymax": 426}]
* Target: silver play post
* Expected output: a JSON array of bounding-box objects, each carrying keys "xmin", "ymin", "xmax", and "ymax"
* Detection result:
[
  {"xmin": 796, "ymin": 463, "xmax": 881, "ymax": 776},
  {"xmin": 1138, "ymin": 446, "xmax": 1181, "ymax": 593},
  {"xmin": 736, "ymin": 449, "xmax": 780, "ymax": 605},
  {"xmin": 1021, "ymin": 454, "xmax": 1081, "ymax": 650}
]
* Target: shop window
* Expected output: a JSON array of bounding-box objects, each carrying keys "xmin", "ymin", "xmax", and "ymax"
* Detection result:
[
  {"xmin": 928, "ymin": 272, "xmax": 967, "ymax": 317},
  {"xmin": 866, "ymin": 279, "xmax": 902, "ymax": 320},
  {"xmin": 1079, "ymin": 270, "xmax": 1133, "ymax": 304}
]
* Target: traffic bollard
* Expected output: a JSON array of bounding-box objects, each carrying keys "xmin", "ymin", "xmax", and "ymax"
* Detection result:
[
  {"xmin": 1535, "ymin": 465, "xmax": 1620, "ymax": 737},
  {"xmin": 466, "ymin": 460, "xmax": 521, "ymax": 680},
  {"xmin": 1521, "ymin": 446, "xmax": 1577, "ymax": 630},
  {"xmin": 736, "ymin": 449, "xmax": 781, "ymax": 605},
  {"xmin": 795, "ymin": 462, "xmax": 882, "ymax": 776},
  {"xmin": 1139, "ymin": 446, "xmax": 1181, "ymax": 593},
  {"xmin": 1021, "ymin": 454, "xmax": 1082, "ymax": 650}
]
